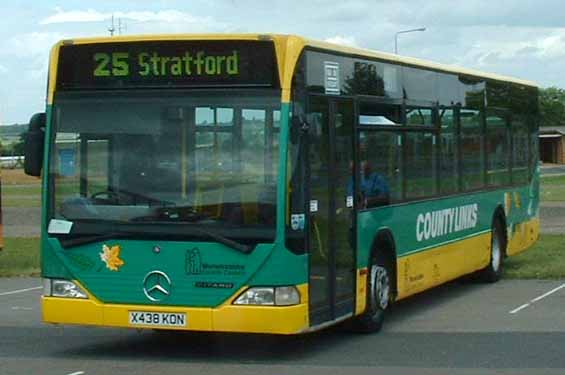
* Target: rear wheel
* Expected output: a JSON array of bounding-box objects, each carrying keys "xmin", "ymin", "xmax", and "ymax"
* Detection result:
[
  {"xmin": 479, "ymin": 218, "xmax": 505, "ymax": 282},
  {"xmin": 353, "ymin": 254, "xmax": 392, "ymax": 333}
]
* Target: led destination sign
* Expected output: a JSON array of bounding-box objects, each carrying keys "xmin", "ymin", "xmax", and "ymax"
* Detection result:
[
  {"xmin": 57, "ymin": 40, "xmax": 278, "ymax": 90},
  {"xmin": 95, "ymin": 50, "xmax": 241, "ymax": 78}
]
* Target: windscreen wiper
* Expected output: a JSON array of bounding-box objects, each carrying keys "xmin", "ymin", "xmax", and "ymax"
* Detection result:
[
  {"xmin": 57, "ymin": 232, "xmax": 131, "ymax": 249},
  {"xmin": 189, "ymin": 226, "xmax": 253, "ymax": 255},
  {"xmin": 58, "ymin": 225, "xmax": 252, "ymax": 254}
]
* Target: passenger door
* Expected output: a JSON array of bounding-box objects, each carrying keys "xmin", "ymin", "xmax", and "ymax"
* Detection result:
[{"xmin": 307, "ymin": 96, "xmax": 356, "ymax": 326}]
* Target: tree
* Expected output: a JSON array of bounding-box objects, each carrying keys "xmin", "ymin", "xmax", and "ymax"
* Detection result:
[
  {"xmin": 12, "ymin": 131, "xmax": 26, "ymax": 156},
  {"xmin": 343, "ymin": 62, "xmax": 385, "ymax": 96},
  {"xmin": 539, "ymin": 87, "xmax": 565, "ymax": 127}
]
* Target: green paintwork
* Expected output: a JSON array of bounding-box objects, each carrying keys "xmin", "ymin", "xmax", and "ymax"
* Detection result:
[
  {"xmin": 40, "ymin": 102, "xmax": 308, "ymax": 307},
  {"xmin": 41, "ymin": 105, "xmax": 72, "ymax": 279},
  {"xmin": 275, "ymin": 103, "xmax": 291, "ymax": 244},
  {"xmin": 356, "ymin": 173, "xmax": 540, "ymax": 269},
  {"xmin": 46, "ymin": 239, "xmax": 297, "ymax": 306}
]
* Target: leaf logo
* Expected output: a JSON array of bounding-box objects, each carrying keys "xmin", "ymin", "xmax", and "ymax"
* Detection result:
[{"xmin": 100, "ymin": 244, "xmax": 125, "ymax": 271}]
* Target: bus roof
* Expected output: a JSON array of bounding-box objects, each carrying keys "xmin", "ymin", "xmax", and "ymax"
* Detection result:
[
  {"xmin": 302, "ymin": 36, "xmax": 538, "ymax": 88},
  {"xmin": 53, "ymin": 33, "xmax": 537, "ymax": 89}
]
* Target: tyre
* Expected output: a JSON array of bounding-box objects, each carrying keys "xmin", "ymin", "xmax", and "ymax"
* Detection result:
[
  {"xmin": 479, "ymin": 217, "xmax": 505, "ymax": 283},
  {"xmin": 353, "ymin": 254, "xmax": 393, "ymax": 333}
]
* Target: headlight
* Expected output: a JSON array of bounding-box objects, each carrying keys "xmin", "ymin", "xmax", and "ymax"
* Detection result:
[
  {"xmin": 275, "ymin": 286, "xmax": 300, "ymax": 306},
  {"xmin": 44, "ymin": 279, "xmax": 88, "ymax": 299},
  {"xmin": 233, "ymin": 286, "xmax": 300, "ymax": 306},
  {"xmin": 234, "ymin": 287, "xmax": 274, "ymax": 305}
]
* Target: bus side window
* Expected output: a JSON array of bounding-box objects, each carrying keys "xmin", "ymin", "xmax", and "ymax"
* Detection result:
[
  {"xmin": 460, "ymin": 109, "xmax": 484, "ymax": 191},
  {"xmin": 359, "ymin": 131, "xmax": 401, "ymax": 206},
  {"xmin": 439, "ymin": 108, "xmax": 459, "ymax": 194},
  {"xmin": 511, "ymin": 115, "xmax": 529, "ymax": 184},
  {"xmin": 404, "ymin": 131, "xmax": 436, "ymax": 199},
  {"xmin": 486, "ymin": 111, "xmax": 510, "ymax": 186},
  {"xmin": 357, "ymin": 102, "xmax": 403, "ymax": 206}
]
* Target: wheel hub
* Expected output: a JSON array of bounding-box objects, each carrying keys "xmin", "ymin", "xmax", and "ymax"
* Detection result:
[
  {"xmin": 371, "ymin": 265, "xmax": 390, "ymax": 311},
  {"xmin": 492, "ymin": 231, "xmax": 501, "ymax": 272}
]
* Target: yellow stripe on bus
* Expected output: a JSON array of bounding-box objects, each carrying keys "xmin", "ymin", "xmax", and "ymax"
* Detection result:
[
  {"xmin": 353, "ymin": 217, "xmax": 539, "ymax": 316},
  {"xmin": 355, "ymin": 268, "xmax": 368, "ymax": 315},
  {"xmin": 395, "ymin": 231, "xmax": 491, "ymax": 300},
  {"xmin": 43, "ymin": 283, "xmax": 309, "ymax": 335},
  {"xmin": 507, "ymin": 217, "xmax": 539, "ymax": 256}
]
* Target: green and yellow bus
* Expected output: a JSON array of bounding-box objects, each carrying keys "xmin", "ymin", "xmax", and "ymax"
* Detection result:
[{"xmin": 24, "ymin": 34, "xmax": 539, "ymax": 334}]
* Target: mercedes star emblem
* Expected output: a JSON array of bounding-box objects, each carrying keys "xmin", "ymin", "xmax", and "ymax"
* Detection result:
[{"xmin": 143, "ymin": 270, "xmax": 172, "ymax": 302}]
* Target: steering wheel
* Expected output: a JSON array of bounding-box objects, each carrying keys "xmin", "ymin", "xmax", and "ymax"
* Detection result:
[{"xmin": 90, "ymin": 190, "xmax": 123, "ymax": 204}]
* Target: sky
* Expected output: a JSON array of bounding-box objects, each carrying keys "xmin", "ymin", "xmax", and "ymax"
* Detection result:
[{"xmin": 1, "ymin": 0, "xmax": 565, "ymax": 124}]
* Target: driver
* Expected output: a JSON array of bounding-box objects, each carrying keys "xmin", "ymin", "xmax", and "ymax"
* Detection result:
[{"xmin": 348, "ymin": 161, "xmax": 390, "ymax": 208}]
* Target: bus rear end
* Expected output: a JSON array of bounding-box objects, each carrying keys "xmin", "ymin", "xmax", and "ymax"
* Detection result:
[{"xmin": 33, "ymin": 36, "xmax": 308, "ymax": 334}]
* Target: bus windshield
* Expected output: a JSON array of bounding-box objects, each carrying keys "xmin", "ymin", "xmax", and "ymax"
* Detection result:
[{"xmin": 49, "ymin": 90, "xmax": 281, "ymax": 239}]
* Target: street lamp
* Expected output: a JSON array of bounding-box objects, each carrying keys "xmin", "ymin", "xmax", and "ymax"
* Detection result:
[{"xmin": 394, "ymin": 27, "xmax": 426, "ymax": 54}]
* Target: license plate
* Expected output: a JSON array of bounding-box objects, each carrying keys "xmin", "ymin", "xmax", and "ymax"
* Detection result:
[{"xmin": 129, "ymin": 311, "xmax": 187, "ymax": 328}]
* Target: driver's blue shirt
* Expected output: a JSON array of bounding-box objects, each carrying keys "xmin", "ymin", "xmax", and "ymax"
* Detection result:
[{"xmin": 347, "ymin": 172, "xmax": 389, "ymax": 198}]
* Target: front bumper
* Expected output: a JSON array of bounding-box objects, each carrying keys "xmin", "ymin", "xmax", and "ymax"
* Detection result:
[{"xmin": 42, "ymin": 284, "xmax": 310, "ymax": 335}]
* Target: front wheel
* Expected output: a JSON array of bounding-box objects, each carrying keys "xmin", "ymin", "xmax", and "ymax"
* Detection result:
[
  {"xmin": 353, "ymin": 256, "xmax": 392, "ymax": 333},
  {"xmin": 479, "ymin": 218, "xmax": 505, "ymax": 282}
]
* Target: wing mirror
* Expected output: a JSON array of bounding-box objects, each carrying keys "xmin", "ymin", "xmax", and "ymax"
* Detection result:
[{"xmin": 24, "ymin": 112, "xmax": 46, "ymax": 177}]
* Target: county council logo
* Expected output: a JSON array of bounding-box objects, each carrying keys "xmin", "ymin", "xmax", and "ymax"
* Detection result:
[{"xmin": 186, "ymin": 248, "xmax": 202, "ymax": 275}]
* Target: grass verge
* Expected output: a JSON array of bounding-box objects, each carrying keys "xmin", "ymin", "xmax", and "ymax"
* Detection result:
[
  {"xmin": 505, "ymin": 234, "xmax": 565, "ymax": 279},
  {"xmin": 0, "ymin": 238, "xmax": 40, "ymax": 277},
  {"xmin": 540, "ymin": 175, "xmax": 565, "ymax": 202},
  {"xmin": 1, "ymin": 169, "xmax": 41, "ymax": 208},
  {"xmin": 2, "ymin": 197, "xmax": 41, "ymax": 208},
  {"xmin": 1, "ymin": 168, "xmax": 41, "ymax": 185}
]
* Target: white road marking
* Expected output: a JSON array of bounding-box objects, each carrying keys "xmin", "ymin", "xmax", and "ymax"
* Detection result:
[
  {"xmin": 0, "ymin": 286, "xmax": 42, "ymax": 297},
  {"xmin": 509, "ymin": 282, "xmax": 565, "ymax": 314},
  {"xmin": 11, "ymin": 306, "xmax": 33, "ymax": 311},
  {"xmin": 509, "ymin": 303, "xmax": 531, "ymax": 314},
  {"xmin": 66, "ymin": 372, "xmax": 85, "ymax": 375}
]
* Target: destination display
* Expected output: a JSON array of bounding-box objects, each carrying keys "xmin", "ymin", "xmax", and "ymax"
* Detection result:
[{"xmin": 57, "ymin": 40, "xmax": 278, "ymax": 90}]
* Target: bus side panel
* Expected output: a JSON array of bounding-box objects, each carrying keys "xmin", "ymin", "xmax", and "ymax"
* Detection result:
[
  {"xmin": 506, "ymin": 168, "xmax": 540, "ymax": 256},
  {"xmin": 507, "ymin": 217, "xmax": 539, "ymax": 256},
  {"xmin": 356, "ymin": 184, "xmax": 538, "ymax": 303},
  {"xmin": 395, "ymin": 232, "xmax": 491, "ymax": 300}
]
